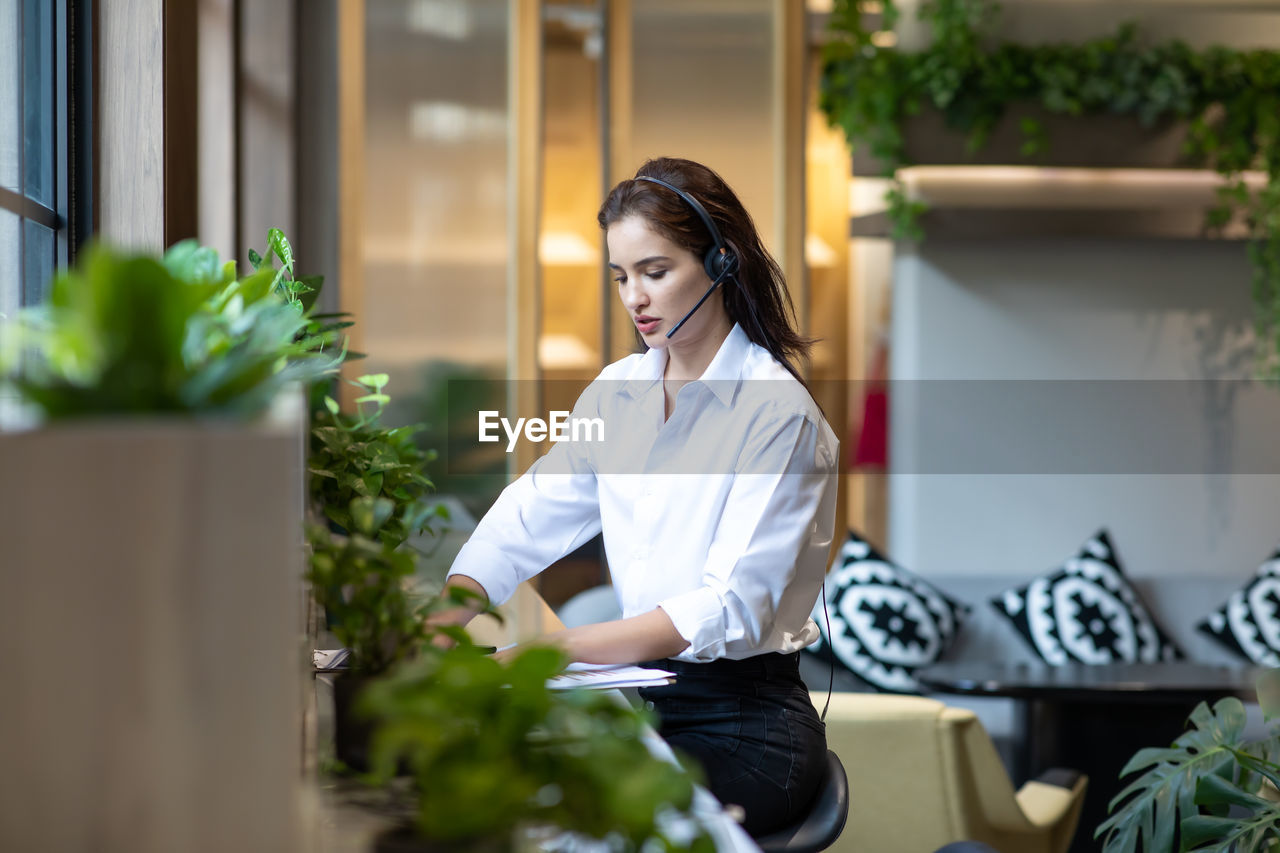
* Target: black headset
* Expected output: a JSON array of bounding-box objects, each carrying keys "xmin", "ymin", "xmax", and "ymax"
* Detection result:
[
  {"xmin": 634, "ymin": 175, "xmax": 741, "ymax": 339},
  {"xmin": 635, "ymin": 175, "xmax": 739, "ymax": 283}
]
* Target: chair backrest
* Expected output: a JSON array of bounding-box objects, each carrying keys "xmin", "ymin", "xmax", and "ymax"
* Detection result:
[
  {"xmin": 755, "ymin": 750, "xmax": 850, "ymax": 853},
  {"xmin": 822, "ymin": 693, "xmax": 960, "ymax": 853},
  {"xmin": 820, "ymin": 693, "xmax": 1072, "ymax": 853}
]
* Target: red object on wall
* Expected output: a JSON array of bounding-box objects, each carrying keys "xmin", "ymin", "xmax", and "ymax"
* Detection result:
[{"xmin": 851, "ymin": 339, "xmax": 888, "ymax": 469}]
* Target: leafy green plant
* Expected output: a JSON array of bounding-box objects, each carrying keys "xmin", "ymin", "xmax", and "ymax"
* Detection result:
[
  {"xmin": 821, "ymin": 0, "xmax": 1280, "ymax": 377},
  {"xmin": 359, "ymin": 644, "xmax": 715, "ymax": 853},
  {"xmin": 309, "ymin": 373, "xmax": 448, "ymax": 550},
  {"xmin": 1099, "ymin": 694, "xmax": 1280, "ymax": 852},
  {"xmin": 306, "ymin": 508, "xmax": 428, "ymax": 676},
  {"xmin": 305, "ymin": 500, "xmax": 482, "ymax": 676},
  {"xmin": 1, "ymin": 241, "xmax": 339, "ymax": 418},
  {"xmin": 243, "ymin": 228, "xmax": 356, "ymax": 362}
]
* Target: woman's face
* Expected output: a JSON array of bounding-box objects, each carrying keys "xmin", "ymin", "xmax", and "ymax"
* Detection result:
[{"xmin": 606, "ymin": 214, "xmax": 728, "ymax": 348}]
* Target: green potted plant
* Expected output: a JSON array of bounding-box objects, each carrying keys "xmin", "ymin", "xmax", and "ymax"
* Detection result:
[
  {"xmin": 0, "ymin": 236, "xmax": 338, "ymax": 853},
  {"xmin": 1099, "ymin": 675, "xmax": 1280, "ymax": 852},
  {"xmin": 309, "ymin": 374, "xmax": 448, "ymax": 551},
  {"xmin": 302, "ymin": 340, "xmax": 455, "ymax": 772},
  {"xmin": 305, "ymin": 498, "xmax": 479, "ymax": 770},
  {"xmin": 357, "ymin": 643, "xmax": 716, "ymax": 853}
]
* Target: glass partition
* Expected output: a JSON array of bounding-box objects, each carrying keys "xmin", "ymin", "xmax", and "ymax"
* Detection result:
[
  {"xmin": 362, "ymin": 0, "xmax": 511, "ymax": 522},
  {"xmin": 629, "ymin": 0, "xmax": 776, "ymax": 243},
  {"xmin": 540, "ymin": 1, "xmax": 604, "ymax": 406},
  {"xmin": 614, "ymin": 0, "xmax": 779, "ymax": 367}
]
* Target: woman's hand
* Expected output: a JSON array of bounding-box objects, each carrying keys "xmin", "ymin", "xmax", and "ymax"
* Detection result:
[
  {"xmin": 526, "ymin": 607, "xmax": 690, "ymax": 666},
  {"xmin": 428, "ymin": 574, "xmax": 491, "ymax": 649}
]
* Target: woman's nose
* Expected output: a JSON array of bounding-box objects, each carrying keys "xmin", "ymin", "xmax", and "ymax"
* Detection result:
[{"xmin": 619, "ymin": 280, "xmax": 648, "ymax": 312}]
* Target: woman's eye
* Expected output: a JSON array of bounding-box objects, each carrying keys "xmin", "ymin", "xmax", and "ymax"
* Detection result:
[
  {"xmin": 648, "ymin": 270, "xmax": 666, "ymax": 280},
  {"xmin": 613, "ymin": 277, "xmax": 625, "ymax": 285}
]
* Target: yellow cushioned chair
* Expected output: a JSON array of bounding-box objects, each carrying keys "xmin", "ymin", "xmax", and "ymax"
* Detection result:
[{"xmin": 819, "ymin": 693, "xmax": 1086, "ymax": 853}]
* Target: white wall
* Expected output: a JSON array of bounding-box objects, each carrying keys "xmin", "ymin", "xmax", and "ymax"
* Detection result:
[{"xmin": 887, "ymin": 237, "xmax": 1280, "ymax": 584}]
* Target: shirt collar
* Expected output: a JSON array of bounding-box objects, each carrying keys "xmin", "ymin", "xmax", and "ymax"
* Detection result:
[
  {"xmin": 697, "ymin": 323, "xmax": 750, "ymax": 406},
  {"xmin": 618, "ymin": 323, "xmax": 749, "ymax": 406},
  {"xmin": 618, "ymin": 343, "xmax": 667, "ymax": 399}
]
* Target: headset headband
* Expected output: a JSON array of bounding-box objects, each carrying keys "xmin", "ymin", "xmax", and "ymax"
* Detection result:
[
  {"xmin": 634, "ymin": 175, "xmax": 726, "ymax": 255},
  {"xmin": 634, "ymin": 175, "xmax": 738, "ymax": 285}
]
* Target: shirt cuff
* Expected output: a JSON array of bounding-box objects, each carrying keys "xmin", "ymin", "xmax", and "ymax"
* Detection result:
[
  {"xmin": 446, "ymin": 538, "xmax": 520, "ymax": 606},
  {"xmin": 658, "ymin": 586, "xmax": 727, "ymax": 662}
]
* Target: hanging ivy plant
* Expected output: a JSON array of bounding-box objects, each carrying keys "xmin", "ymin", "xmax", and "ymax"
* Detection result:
[{"xmin": 819, "ymin": 0, "xmax": 1280, "ymax": 377}]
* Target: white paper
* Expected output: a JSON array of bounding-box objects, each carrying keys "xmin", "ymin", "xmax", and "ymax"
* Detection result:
[
  {"xmin": 313, "ymin": 648, "xmax": 676, "ymax": 690},
  {"xmin": 547, "ymin": 662, "xmax": 675, "ymax": 690},
  {"xmin": 313, "ymin": 648, "xmax": 350, "ymax": 670}
]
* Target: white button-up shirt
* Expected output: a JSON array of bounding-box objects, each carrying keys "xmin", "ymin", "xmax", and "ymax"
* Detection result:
[{"xmin": 447, "ymin": 324, "xmax": 839, "ymax": 662}]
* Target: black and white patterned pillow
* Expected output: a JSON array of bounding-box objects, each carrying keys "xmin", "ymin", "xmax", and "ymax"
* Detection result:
[
  {"xmin": 808, "ymin": 530, "xmax": 970, "ymax": 693},
  {"xmin": 991, "ymin": 529, "xmax": 1184, "ymax": 665},
  {"xmin": 1197, "ymin": 547, "xmax": 1280, "ymax": 666}
]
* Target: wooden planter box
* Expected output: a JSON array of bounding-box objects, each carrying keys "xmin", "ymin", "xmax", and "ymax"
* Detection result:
[
  {"xmin": 852, "ymin": 104, "xmax": 1196, "ymax": 176},
  {"xmin": 0, "ymin": 394, "xmax": 307, "ymax": 853}
]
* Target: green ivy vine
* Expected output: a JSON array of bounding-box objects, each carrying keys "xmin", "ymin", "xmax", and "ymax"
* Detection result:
[{"xmin": 819, "ymin": 0, "xmax": 1280, "ymax": 377}]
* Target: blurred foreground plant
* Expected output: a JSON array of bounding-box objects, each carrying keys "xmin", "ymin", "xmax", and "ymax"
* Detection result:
[
  {"xmin": 359, "ymin": 644, "xmax": 715, "ymax": 853},
  {"xmin": 1099, "ymin": 672, "xmax": 1280, "ymax": 852}
]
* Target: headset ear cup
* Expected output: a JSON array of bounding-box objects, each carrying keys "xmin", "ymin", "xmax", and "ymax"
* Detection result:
[
  {"xmin": 706, "ymin": 247, "xmax": 738, "ymax": 282},
  {"xmin": 705, "ymin": 250, "xmax": 724, "ymax": 281}
]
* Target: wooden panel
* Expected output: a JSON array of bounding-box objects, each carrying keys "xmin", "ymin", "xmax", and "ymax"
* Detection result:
[
  {"xmin": 336, "ymin": 0, "xmax": 365, "ymax": 409},
  {"xmin": 605, "ymin": 0, "xmax": 637, "ymax": 364},
  {"xmin": 773, "ymin": 0, "xmax": 808, "ymax": 335},
  {"xmin": 509, "ymin": 0, "xmax": 543, "ymax": 475},
  {"xmin": 97, "ymin": 0, "xmax": 164, "ymax": 250}
]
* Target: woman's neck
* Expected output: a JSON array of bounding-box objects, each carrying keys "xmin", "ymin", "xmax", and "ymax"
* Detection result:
[{"xmin": 662, "ymin": 317, "xmax": 733, "ymax": 383}]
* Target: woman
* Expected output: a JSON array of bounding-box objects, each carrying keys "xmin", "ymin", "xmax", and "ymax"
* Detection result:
[{"xmin": 440, "ymin": 157, "xmax": 839, "ymax": 836}]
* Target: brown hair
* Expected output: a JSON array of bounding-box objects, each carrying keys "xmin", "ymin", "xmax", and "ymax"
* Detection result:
[{"xmin": 597, "ymin": 157, "xmax": 813, "ymax": 382}]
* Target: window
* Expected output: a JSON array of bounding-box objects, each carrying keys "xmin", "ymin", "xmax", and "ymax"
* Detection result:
[{"xmin": 0, "ymin": 0, "xmax": 90, "ymax": 317}]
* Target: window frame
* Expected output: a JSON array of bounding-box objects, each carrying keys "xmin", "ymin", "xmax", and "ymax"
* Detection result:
[{"xmin": 1, "ymin": 0, "xmax": 92, "ymax": 308}]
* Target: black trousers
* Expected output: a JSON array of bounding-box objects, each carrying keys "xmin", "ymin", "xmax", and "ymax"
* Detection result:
[{"xmin": 638, "ymin": 652, "xmax": 827, "ymax": 838}]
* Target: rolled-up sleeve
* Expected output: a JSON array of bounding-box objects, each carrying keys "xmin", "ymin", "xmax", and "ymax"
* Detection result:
[
  {"xmin": 446, "ymin": 392, "xmax": 603, "ymax": 605},
  {"xmin": 657, "ymin": 409, "xmax": 837, "ymax": 661}
]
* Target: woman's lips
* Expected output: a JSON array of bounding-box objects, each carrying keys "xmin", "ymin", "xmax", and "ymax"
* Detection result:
[{"xmin": 635, "ymin": 316, "xmax": 660, "ymax": 334}]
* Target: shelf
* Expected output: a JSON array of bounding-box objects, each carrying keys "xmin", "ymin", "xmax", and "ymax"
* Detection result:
[
  {"xmin": 849, "ymin": 167, "xmax": 1260, "ymax": 240},
  {"xmin": 850, "ymin": 207, "xmax": 1250, "ymax": 240}
]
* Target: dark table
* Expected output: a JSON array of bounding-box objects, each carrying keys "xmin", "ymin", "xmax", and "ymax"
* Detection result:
[{"xmin": 916, "ymin": 662, "xmax": 1263, "ymax": 853}]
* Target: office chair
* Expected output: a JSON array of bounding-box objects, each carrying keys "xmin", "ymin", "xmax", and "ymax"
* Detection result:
[
  {"xmin": 755, "ymin": 750, "xmax": 850, "ymax": 853},
  {"xmin": 820, "ymin": 693, "xmax": 1087, "ymax": 853}
]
